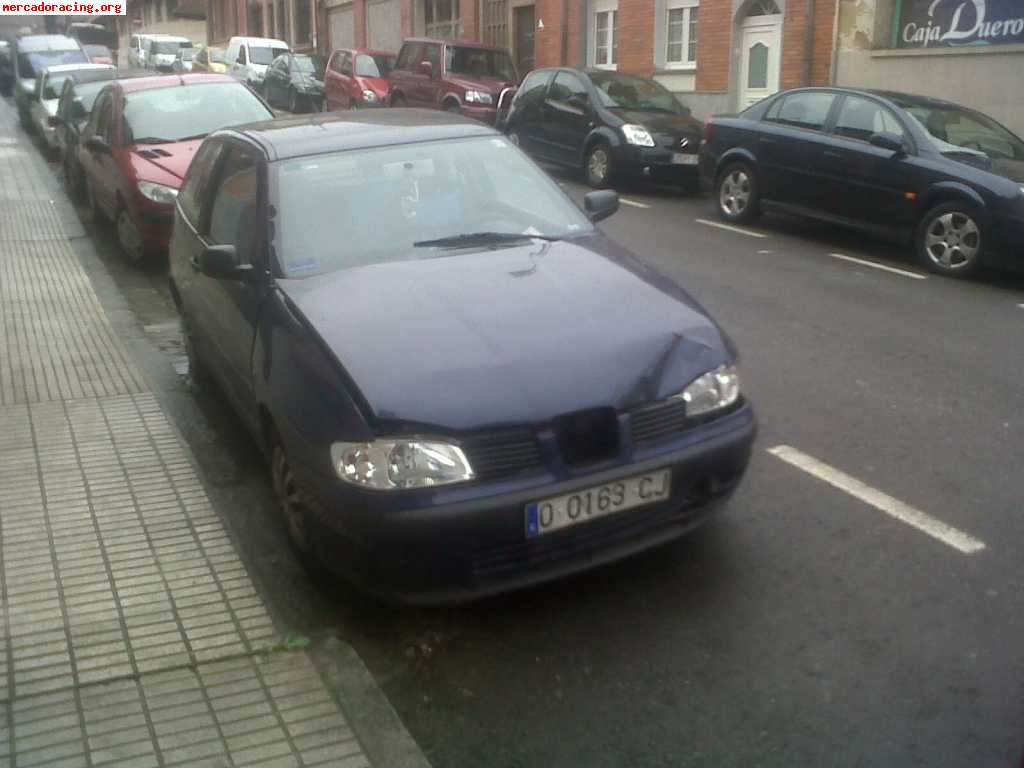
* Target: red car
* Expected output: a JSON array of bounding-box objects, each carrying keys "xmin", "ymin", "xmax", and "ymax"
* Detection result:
[
  {"xmin": 77, "ymin": 73, "xmax": 273, "ymax": 262},
  {"xmin": 323, "ymin": 47, "xmax": 394, "ymax": 110},
  {"xmin": 388, "ymin": 38, "xmax": 518, "ymax": 125},
  {"xmin": 83, "ymin": 44, "xmax": 114, "ymax": 65}
]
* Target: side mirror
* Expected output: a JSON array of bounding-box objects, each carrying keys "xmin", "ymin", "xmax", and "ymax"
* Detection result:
[
  {"xmin": 416, "ymin": 60, "xmax": 433, "ymax": 78},
  {"xmin": 869, "ymin": 131, "xmax": 907, "ymax": 155},
  {"xmin": 85, "ymin": 135, "xmax": 110, "ymax": 154},
  {"xmin": 583, "ymin": 189, "xmax": 619, "ymax": 223},
  {"xmin": 199, "ymin": 244, "xmax": 253, "ymax": 281}
]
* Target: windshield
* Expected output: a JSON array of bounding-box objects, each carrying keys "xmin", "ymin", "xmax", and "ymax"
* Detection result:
[
  {"xmin": 894, "ymin": 100, "xmax": 1024, "ymax": 162},
  {"xmin": 250, "ymin": 46, "xmax": 289, "ymax": 65},
  {"xmin": 74, "ymin": 80, "xmax": 108, "ymax": 113},
  {"xmin": 591, "ymin": 72, "xmax": 686, "ymax": 114},
  {"xmin": 208, "ymin": 47, "xmax": 226, "ymax": 63},
  {"xmin": 43, "ymin": 74, "xmax": 71, "ymax": 100},
  {"xmin": 355, "ymin": 53, "xmax": 394, "ymax": 78},
  {"xmin": 273, "ymin": 135, "xmax": 591, "ymax": 278},
  {"xmin": 84, "ymin": 45, "xmax": 111, "ymax": 57},
  {"xmin": 17, "ymin": 49, "xmax": 88, "ymax": 80},
  {"xmin": 445, "ymin": 46, "xmax": 517, "ymax": 81},
  {"xmin": 153, "ymin": 41, "xmax": 185, "ymax": 55},
  {"xmin": 123, "ymin": 82, "xmax": 272, "ymax": 144},
  {"xmin": 293, "ymin": 54, "xmax": 321, "ymax": 75}
]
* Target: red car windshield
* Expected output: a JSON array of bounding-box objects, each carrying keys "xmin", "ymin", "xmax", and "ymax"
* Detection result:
[
  {"xmin": 123, "ymin": 82, "xmax": 272, "ymax": 144},
  {"xmin": 355, "ymin": 53, "xmax": 394, "ymax": 78}
]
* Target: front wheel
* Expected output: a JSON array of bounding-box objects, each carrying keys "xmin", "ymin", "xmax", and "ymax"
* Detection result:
[
  {"xmin": 916, "ymin": 202, "xmax": 984, "ymax": 278},
  {"xmin": 584, "ymin": 142, "xmax": 613, "ymax": 188},
  {"xmin": 288, "ymin": 87, "xmax": 299, "ymax": 113},
  {"xmin": 271, "ymin": 440, "xmax": 326, "ymax": 574},
  {"xmin": 116, "ymin": 205, "xmax": 145, "ymax": 264},
  {"xmin": 715, "ymin": 162, "xmax": 760, "ymax": 223},
  {"xmin": 390, "ymin": 93, "xmax": 406, "ymax": 108}
]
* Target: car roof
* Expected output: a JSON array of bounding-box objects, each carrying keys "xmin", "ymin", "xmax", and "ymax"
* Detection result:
[
  {"xmin": 152, "ymin": 36, "xmax": 191, "ymax": 42},
  {"xmin": 230, "ymin": 36, "xmax": 289, "ymax": 46},
  {"xmin": 116, "ymin": 72, "xmax": 237, "ymax": 93},
  {"xmin": 222, "ymin": 108, "xmax": 497, "ymax": 161},
  {"xmin": 16, "ymin": 35, "xmax": 81, "ymax": 52},
  {"xmin": 43, "ymin": 63, "xmax": 115, "ymax": 75},
  {"xmin": 402, "ymin": 37, "xmax": 506, "ymax": 51}
]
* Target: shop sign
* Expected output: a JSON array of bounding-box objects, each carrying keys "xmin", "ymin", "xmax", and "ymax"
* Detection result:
[{"xmin": 898, "ymin": 0, "xmax": 1024, "ymax": 48}]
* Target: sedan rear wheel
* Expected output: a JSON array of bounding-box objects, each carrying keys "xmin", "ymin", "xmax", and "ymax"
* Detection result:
[
  {"xmin": 917, "ymin": 202, "xmax": 984, "ymax": 278},
  {"xmin": 716, "ymin": 163, "xmax": 760, "ymax": 223}
]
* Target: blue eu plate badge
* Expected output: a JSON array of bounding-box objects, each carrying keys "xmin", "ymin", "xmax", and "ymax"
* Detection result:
[{"xmin": 525, "ymin": 503, "xmax": 540, "ymax": 538}]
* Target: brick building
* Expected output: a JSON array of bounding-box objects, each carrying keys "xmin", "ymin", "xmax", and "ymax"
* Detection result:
[{"xmin": 530, "ymin": 0, "xmax": 838, "ymax": 117}]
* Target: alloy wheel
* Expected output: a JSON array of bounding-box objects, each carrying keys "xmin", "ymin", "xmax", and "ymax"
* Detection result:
[
  {"xmin": 719, "ymin": 169, "xmax": 751, "ymax": 217},
  {"xmin": 923, "ymin": 211, "xmax": 980, "ymax": 270},
  {"xmin": 272, "ymin": 446, "xmax": 308, "ymax": 551},
  {"xmin": 117, "ymin": 208, "xmax": 143, "ymax": 263},
  {"xmin": 587, "ymin": 147, "xmax": 609, "ymax": 186}
]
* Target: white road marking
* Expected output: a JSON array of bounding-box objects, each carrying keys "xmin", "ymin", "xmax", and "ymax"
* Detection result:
[
  {"xmin": 829, "ymin": 252, "xmax": 926, "ymax": 280},
  {"xmin": 620, "ymin": 198, "xmax": 651, "ymax": 209},
  {"xmin": 695, "ymin": 218, "xmax": 766, "ymax": 238},
  {"xmin": 767, "ymin": 445, "xmax": 987, "ymax": 555}
]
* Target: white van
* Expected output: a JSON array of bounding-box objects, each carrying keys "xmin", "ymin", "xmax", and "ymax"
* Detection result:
[
  {"xmin": 148, "ymin": 35, "xmax": 192, "ymax": 71},
  {"xmin": 128, "ymin": 33, "xmax": 156, "ymax": 68},
  {"xmin": 225, "ymin": 36, "xmax": 289, "ymax": 89}
]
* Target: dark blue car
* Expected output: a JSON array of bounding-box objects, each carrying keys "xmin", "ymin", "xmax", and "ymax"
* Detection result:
[{"xmin": 169, "ymin": 109, "xmax": 756, "ymax": 602}]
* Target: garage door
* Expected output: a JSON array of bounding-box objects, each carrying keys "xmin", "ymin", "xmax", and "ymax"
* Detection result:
[
  {"xmin": 328, "ymin": 4, "xmax": 355, "ymax": 51},
  {"xmin": 366, "ymin": 0, "xmax": 402, "ymax": 53}
]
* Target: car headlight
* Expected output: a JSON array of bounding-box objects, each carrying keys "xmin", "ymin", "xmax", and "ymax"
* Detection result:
[
  {"xmin": 362, "ymin": 89, "xmax": 378, "ymax": 102},
  {"xmin": 464, "ymin": 90, "xmax": 493, "ymax": 105},
  {"xmin": 331, "ymin": 440, "xmax": 474, "ymax": 490},
  {"xmin": 622, "ymin": 124, "xmax": 655, "ymax": 147},
  {"xmin": 137, "ymin": 181, "xmax": 178, "ymax": 204},
  {"xmin": 677, "ymin": 364, "xmax": 740, "ymax": 417}
]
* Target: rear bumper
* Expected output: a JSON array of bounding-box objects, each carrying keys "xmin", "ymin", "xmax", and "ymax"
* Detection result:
[{"xmin": 302, "ymin": 403, "xmax": 756, "ymax": 604}]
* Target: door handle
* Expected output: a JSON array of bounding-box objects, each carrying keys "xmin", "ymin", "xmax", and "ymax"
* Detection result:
[
  {"xmin": 758, "ymin": 137, "xmax": 777, "ymax": 145},
  {"xmin": 822, "ymin": 150, "xmax": 843, "ymax": 160},
  {"xmin": 189, "ymin": 256, "xmax": 201, "ymax": 273}
]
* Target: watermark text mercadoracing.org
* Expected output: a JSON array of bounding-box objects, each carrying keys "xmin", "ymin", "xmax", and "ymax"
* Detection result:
[{"xmin": 1, "ymin": 1, "xmax": 124, "ymax": 12}]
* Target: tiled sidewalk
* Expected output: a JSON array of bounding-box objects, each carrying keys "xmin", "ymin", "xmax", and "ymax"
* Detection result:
[{"xmin": 0, "ymin": 100, "xmax": 370, "ymax": 765}]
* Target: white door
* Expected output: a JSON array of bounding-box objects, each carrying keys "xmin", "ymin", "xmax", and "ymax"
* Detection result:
[{"xmin": 739, "ymin": 16, "xmax": 780, "ymax": 108}]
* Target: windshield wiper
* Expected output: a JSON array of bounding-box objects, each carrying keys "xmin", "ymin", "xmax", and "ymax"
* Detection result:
[
  {"xmin": 176, "ymin": 132, "xmax": 209, "ymax": 142},
  {"xmin": 133, "ymin": 136, "xmax": 173, "ymax": 144},
  {"xmin": 413, "ymin": 231, "xmax": 561, "ymax": 248}
]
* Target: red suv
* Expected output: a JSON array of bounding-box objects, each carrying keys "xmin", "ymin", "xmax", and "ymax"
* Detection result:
[
  {"xmin": 388, "ymin": 38, "xmax": 517, "ymax": 124},
  {"xmin": 77, "ymin": 74, "xmax": 273, "ymax": 262},
  {"xmin": 324, "ymin": 47, "xmax": 395, "ymax": 110}
]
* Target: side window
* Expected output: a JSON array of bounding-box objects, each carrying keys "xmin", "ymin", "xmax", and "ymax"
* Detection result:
[
  {"xmin": 423, "ymin": 44, "xmax": 440, "ymax": 73},
  {"xmin": 340, "ymin": 52, "xmax": 352, "ymax": 75},
  {"xmin": 765, "ymin": 91, "xmax": 835, "ymax": 132},
  {"xmin": 833, "ymin": 95, "xmax": 907, "ymax": 143},
  {"xmin": 94, "ymin": 92, "xmax": 113, "ymax": 139},
  {"xmin": 237, "ymin": 45, "xmax": 247, "ymax": 65},
  {"xmin": 207, "ymin": 146, "xmax": 260, "ymax": 264},
  {"xmin": 514, "ymin": 69, "xmax": 554, "ymax": 107},
  {"xmin": 178, "ymin": 140, "xmax": 224, "ymax": 226},
  {"xmin": 86, "ymin": 91, "xmax": 109, "ymax": 133},
  {"xmin": 548, "ymin": 71, "xmax": 588, "ymax": 106},
  {"xmin": 395, "ymin": 43, "xmax": 420, "ymax": 71}
]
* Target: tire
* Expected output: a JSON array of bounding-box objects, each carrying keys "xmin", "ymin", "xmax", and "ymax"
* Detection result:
[
  {"xmin": 18, "ymin": 107, "xmax": 32, "ymax": 133},
  {"xmin": 391, "ymin": 93, "xmax": 406, "ymax": 108},
  {"xmin": 115, "ymin": 204, "xmax": 145, "ymax": 264},
  {"xmin": 715, "ymin": 162, "xmax": 760, "ymax": 223},
  {"xmin": 444, "ymin": 101, "xmax": 461, "ymax": 115},
  {"xmin": 915, "ymin": 201, "xmax": 985, "ymax": 278},
  {"xmin": 270, "ymin": 439, "xmax": 325, "ymax": 574},
  {"xmin": 584, "ymin": 141, "xmax": 613, "ymax": 189},
  {"xmin": 182, "ymin": 313, "xmax": 212, "ymax": 392},
  {"xmin": 507, "ymin": 129, "xmax": 521, "ymax": 147},
  {"xmin": 288, "ymin": 87, "xmax": 299, "ymax": 114},
  {"xmin": 64, "ymin": 152, "xmax": 84, "ymax": 202},
  {"xmin": 86, "ymin": 176, "xmax": 105, "ymax": 223}
]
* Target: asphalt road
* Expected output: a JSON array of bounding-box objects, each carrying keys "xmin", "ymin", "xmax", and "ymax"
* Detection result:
[{"xmin": 28, "ymin": 112, "xmax": 1024, "ymax": 767}]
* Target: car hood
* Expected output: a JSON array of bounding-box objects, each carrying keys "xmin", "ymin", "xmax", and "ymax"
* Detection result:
[
  {"xmin": 357, "ymin": 75, "xmax": 390, "ymax": 96},
  {"xmin": 128, "ymin": 138, "xmax": 202, "ymax": 185},
  {"xmin": 610, "ymin": 108, "xmax": 703, "ymax": 138},
  {"xmin": 276, "ymin": 235, "xmax": 732, "ymax": 431}
]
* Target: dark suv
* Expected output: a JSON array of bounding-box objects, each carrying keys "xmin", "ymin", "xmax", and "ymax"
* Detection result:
[
  {"xmin": 699, "ymin": 87, "xmax": 1024, "ymax": 278},
  {"xmin": 388, "ymin": 38, "xmax": 517, "ymax": 124}
]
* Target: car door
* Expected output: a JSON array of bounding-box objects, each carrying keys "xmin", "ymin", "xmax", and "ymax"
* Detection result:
[
  {"xmin": 757, "ymin": 89, "xmax": 839, "ymax": 211},
  {"xmin": 815, "ymin": 93, "xmax": 922, "ymax": 231},
  {"xmin": 416, "ymin": 43, "xmax": 442, "ymax": 108},
  {"xmin": 335, "ymin": 51, "xmax": 355, "ymax": 108},
  {"xmin": 80, "ymin": 88, "xmax": 118, "ymax": 216},
  {"xmin": 29, "ymin": 73, "xmax": 46, "ymax": 133},
  {"xmin": 264, "ymin": 57, "xmax": 284, "ymax": 104},
  {"xmin": 507, "ymin": 68, "xmax": 554, "ymax": 155},
  {"xmin": 230, "ymin": 43, "xmax": 248, "ymax": 82},
  {"xmin": 391, "ymin": 42, "xmax": 420, "ymax": 105},
  {"xmin": 540, "ymin": 70, "xmax": 593, "ymax": 165},
  {"xmin": 324, "ymin": 50, "xmax": 344, "ymax": 109},
  {"xmin": 189, "ymin": 142, "xmax": 266, "ymax": 417}
]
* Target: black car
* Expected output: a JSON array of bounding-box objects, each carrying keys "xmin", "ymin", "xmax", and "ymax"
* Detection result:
[
  {"xmin": 699, "ymin": 87, "xmax": 1024, "ymax": 278},
  {"xmin": 169, "ymin": 110, "xmax": 755, "ymax": 602},
  {"xmin": 503, "ymin": 68, "xmax": 704, "ymax": 190},
  {"xmin": 55, "ymin": 76, "xmax": 117, "ymax": 199},
  {"xmin": 263, "ymin": 52, "xmax": 324, "ymax": 112}
]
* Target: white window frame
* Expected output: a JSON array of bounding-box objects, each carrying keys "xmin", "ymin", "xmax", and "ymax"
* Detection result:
[
  {"xmin": 664, "ymin": 0, "xmax": 698, "ymax": 70},
  {"xmin": 590, "ymin": 0, "xmax": 618, "ymax": 70}
]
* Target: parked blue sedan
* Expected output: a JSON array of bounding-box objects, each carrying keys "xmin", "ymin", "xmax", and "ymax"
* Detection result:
[{"xmin": 169, "ymin": 110, "xmax": 756, "ymax": 602}]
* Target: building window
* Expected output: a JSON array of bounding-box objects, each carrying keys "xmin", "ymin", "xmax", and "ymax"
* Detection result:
[
  {"xmin": 666, "ymin": 0, "xmax": 697, "ymax": 68},
  {"xmin": 591, "ymin": 1, "xmax": 617, "ymax": 69},
  {"xmin": 296, "ymin": 0, "xmax": 312, "ymax": 44},
  {"xmin": 482, "ymin": 0, "xmax": 508, "ymax": 48},
  {"xmin": 426, "ymin": 0, "xmax": 460, "ymax": 38}
]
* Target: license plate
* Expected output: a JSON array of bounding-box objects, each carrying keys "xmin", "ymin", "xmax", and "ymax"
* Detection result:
[
  {"xmin": 525, "ymin": 469, "xmax": 672, "ymax": 538},
  {"xmin": 671, "ymin": 153, "xmax": 699, "ymax": 165}
]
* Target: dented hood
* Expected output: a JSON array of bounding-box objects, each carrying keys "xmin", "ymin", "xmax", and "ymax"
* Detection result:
[{"xmin": 276, "ymin": 235, "xmax": 733, "ymax": 431}]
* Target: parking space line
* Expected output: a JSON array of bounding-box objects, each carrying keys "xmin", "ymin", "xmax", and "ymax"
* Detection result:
[
  {"xmin": 620, "ymin": 198, "xmax": 652, "ymax": 209},
  {"xmin": 829, "ymin": 253, "xmax": 927, "ymax": 280},
  {"xmin": 767, "ymin": 445, "xmax": 987, "ymax": 555},
  {"xmin": 695, "ymin": 218, "xmax": 766, "ymax": 238}
]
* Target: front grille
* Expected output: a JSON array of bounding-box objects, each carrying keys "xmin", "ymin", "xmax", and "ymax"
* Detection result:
[
  {"xmin": 629, "ymin": 399, "xmax": 689, "ymax": 444},
  {"xmin": 461, "ymin": 430, "xmax": 545, "ymax": 481}
]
